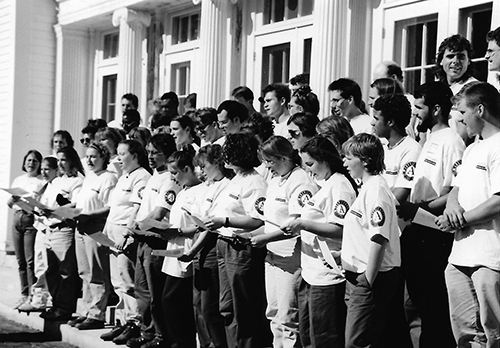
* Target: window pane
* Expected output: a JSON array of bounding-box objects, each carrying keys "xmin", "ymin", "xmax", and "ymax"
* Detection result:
[
  {"xmin": 264, "ymin": 0, "xmax": 272, "ymax": 24},
  {"xmin": 406, "ymin": 23, "xmax": 424, "ymax": 67},
  {"xmin": 190, "ymin": 14, "xmax": 200, "ymax": 41},
  {"xmin": 171, "ymin": 62, "xmax": 191, "ymax": 97},
  {"xmin": 303, "ymin": 38, "xmax": 312, "ymax": 74},
  {"xmin": 426, "ymin": 20, "xmax": 438, "ymax": 65},
  {"xmin": 262, "ymin": 43, "xmax": 291, "ymax": 88},
  {"xmin": 103, "ymin": 33, "xmax": 119, "ymax": 59},
  {"xmin": 180, "ymin": 16, "xmax": 189, "ymax": 43},
  {"xmin": 287, "ymin": 0, "xmax": 298, "ymax": 20},
  {"xmin": 102, "ymin": 74, "xmax": 117, "ymax": 122},
  {"xmin": 274, "ymin": 0, "xmax": 285, "ymax": 23},
  {"xmin": 301, "ymin": 0, "xmax": 314, "ymax": 16},
  {"xmin": 173, "ymin": 17, "xmax": 179, "ymax": 44}
]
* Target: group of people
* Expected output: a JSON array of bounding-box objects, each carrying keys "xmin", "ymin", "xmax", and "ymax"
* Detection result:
[{"xmin": 6, "ymin": 28, "xmax": 500, "ymax": 348}]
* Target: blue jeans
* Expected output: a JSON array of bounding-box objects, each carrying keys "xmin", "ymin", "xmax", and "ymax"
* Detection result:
[
  {"xmin": 13, "ymin": 210, "xmax": 37, "ymax": 297},
  {"xmin": 445, "ymin": 263, "xmax": 500, "ymax": 348},
  {"xmin": 298, "ymin": 277, "xmax": 346, "ymax": 348}
]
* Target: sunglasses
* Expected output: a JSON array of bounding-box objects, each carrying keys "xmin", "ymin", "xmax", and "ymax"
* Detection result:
[
  {"xmin": 80, "ymin": 137, "xmax": 92, "ymax": 145},
  {"xmin": 288, "ymin": 129, "xmax": 301, "ymax": 139}
]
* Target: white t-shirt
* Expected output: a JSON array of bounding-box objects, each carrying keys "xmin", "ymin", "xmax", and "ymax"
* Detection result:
[
  {"xmin": 383, "ymin": 136, "xmax": 421, "ymax": 190},
  {"xmin": 411, "ymin": 128, "xmax": 465, "ymax": 203},
  {"xmin": 10, "ymin": 174, "xmax": 45, "ymax": 211},
  {"xmin": 42, "ymin": 174, "xmax": 85, "ymax": 226},
  {"xmin": 135, "ymin": 168, "xmax": 181, "ymax": 222},
  {"xmin": 75, "ymin": 170, "xmax": 117, "ymax": 213},
  {"xmin": 274, "ymin": 114, "xmax": 291, "ymax": 138},
  {"xmin": 199, "ymin": 177, "xmax": 231, "ymax": 218},
  {"xmin": 264, "ymin": 167, "xmax": 318, "ymax": 257},
  {"xmin": 212, "ymin": 170, "xmax": 268, "ymax": 237},
  {"xmin": 348, "ymin": 113, "xmax": 372, "ymax": 135},
  {"xmin": 106, "ymin": 167, "xmax": 151, "ymax": 225},
  {"xmin": 448, "ymin": 132, "xmax": 500, "ymax": 271},
  {"xmin": 107, "ymin": 156, "xmax": 123, "ymax": 178},
  {"xmin": 301, "ymin": 173, "xmax": 357, "ymax": 286},
  {"xmin": 342, "ymin": 175, "xmax": 401, "ymax": 273},
  {"xmin": 162, "ymin": 183, "xmax": 207, "ymax": 278}
]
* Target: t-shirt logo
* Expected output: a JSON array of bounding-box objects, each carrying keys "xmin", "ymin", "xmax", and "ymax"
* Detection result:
[
  {"xmin": 403, "ymin": 162, "xmax": 416, "ymax": 181},
  {"xmin": 452, "ymin": 160, "xmax": 462, "ymax": 177},
  {"xmin": 334, "ymin": 200, "xmax": 349, "ymax": 219},
  {"xmin": 370, "ymin": 206, "xmax": 386, "ymax": 227},
  {"xmin": 255, "ymin": 197, "xmax": 266, "ymax": 215},
  {"xmin": 138, "ymin": 187, "xmax": 145, "ymax": 200},
  {"xmin": 165, "ymin": 190, "xmax": 176, "ymax": 205},
  {"xmin": 297, "ymin": 190, "xmax": 313, "ymax": 207}
]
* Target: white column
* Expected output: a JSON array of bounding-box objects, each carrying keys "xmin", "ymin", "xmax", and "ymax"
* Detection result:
[
  {"xmin": 197, "ymin": 0, "xmax": 231, "ymax": 108},
  {"xmin": 309, "ymin": 0, "xmax": 350, "ymax": 118},
  {"xmin": 112, "ymin": 8, "xmax": 151, "ymax": 117},
  {"xmin": 54, "ymin": 24, "xmax": 91, "ymax": 138}
]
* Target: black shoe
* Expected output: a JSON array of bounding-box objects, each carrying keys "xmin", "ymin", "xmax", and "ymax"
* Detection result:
[
  {"xmin": 101, "ymin": 321, "xmax": 125, "ymax": 341},
  {"xmin": 68, "ymin": 316, "xmax": 86, "ymax": 327},
  {"xmin": 127, "ymin": 335, "xmax": 153, "ymax": 348},
  {"xmin": 43, "ymin": 308, "xmax": 73, "ymax": 322},
  {"xmin": 39, "ymin": 307, "xmax": 55, "ymax": 319},
  {"xmin": 76, "ymin": 318, "xmax": 105, "ymax": 330},
  {"xmin": 141, "ymin": 337, "xmax": 168, "ymax": 348},
  {"xmin": 113, "ymin": 322, "xmax": 140, "ymax": 345}
]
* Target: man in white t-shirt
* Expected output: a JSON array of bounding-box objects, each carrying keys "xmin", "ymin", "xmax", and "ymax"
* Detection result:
[
  {"xmin": 260, "ymin": 83, "xmax": 291, "ymax": 137},
  {"xmin": 328, "ymin": 78, "xmax": 372, "ymax": 135},
  {"xmin": 436, "ymin": 82, "xmax": 500, "ymax": 348},
  {"xmin": 398, "ymin": 82, "xmax": 465, "ymax": 348},
  {"xmin": 485, "ymin": 27, "xmax": 500, "ymax": 82}
]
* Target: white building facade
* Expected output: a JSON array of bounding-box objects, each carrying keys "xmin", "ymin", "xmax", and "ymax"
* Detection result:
[{"xmin": 0, "ymin": 0, "xmax": 499, "ymax": 251}]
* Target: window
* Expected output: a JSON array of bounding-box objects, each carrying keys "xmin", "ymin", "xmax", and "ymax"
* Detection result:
[
  {"xmin": 459, "ymin": 3, "xmax": 492, "ymax": 82},
  {"xmin": 103, "ymin": 33, "xmax": 119, "ymax": 59},
  {"xmin": 261, "ymin": 43, "xmax": 291, "ymax": 88},
  {"xmin": 263, "ymin": 0, "xmax": 314, "ymax": 24},
  {"xmin": 102, "ymin": 74, "xmax": 117, "ymax": 123},
  {"xmin": 395, "ymin": 15, "xmax": 438, "ymax": 94},
  {"xmin": 303, "ymin": 38, "xmax": 312, "ymax": 74},
  {"xmin": 172, "ymin": 13, "xmax": 199, "ymax": 44}
]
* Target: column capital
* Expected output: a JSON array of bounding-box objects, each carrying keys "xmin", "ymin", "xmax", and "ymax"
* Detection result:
[{"xmin": 112, "ymin": 8, "xmax": 151, "ymax": 28}]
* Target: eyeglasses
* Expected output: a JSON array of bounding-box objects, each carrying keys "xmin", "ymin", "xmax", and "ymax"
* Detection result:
[
  {"xmin": 288, "ymin": 129, "xmax": 301, "ymax": 139},
  {"xmin": 196, "ymin": 123, "xmax": 212, "ymax": 134},
  {"xmin": 80, "ymin": 137, "xmax": 92, "ymax": 145}
]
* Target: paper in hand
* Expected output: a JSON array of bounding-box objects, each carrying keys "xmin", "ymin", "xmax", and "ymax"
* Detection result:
[
  {"xmin": 88, "ymin": 232, "xmax": 116, "ymax": 248},
  {"xmin": 181, "ymin": 207, "xmax": 207, "ymax": 230},
  {"xmin": 1, "ymin": 187, "xmax": 30, "ymax": 196},
  {"xmin": 412, "ymin": 208, "xmax": 439, "ymax": 230}
]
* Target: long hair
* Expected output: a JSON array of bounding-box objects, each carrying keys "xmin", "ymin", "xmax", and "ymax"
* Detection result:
[
  {"xmin": 57, "ymin": 146, "xmax": 85, "ymax": 176},
  {"xmin": 119, "ymin": 139, "xmax": 152, "ymax": 174},
  {"xmin": 260, "ymin": 135, "xmax": 301, "ymax": 167},
  {"xmin": 301, "ymin": 136, "xmax": 358, "ymax": 194},
  {"xmin": 316, "ymin": 116, "xmax": 354, "ymax": 154},
  {"xmin": 22, "ymin": 150, "xmax": 42, "ymax": 174}
]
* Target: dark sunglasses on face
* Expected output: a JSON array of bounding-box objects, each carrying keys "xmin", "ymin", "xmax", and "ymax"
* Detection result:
[
  {"xmin": 80, "ymin": 137, "xmax": 92, "ymax": 145},
  {"xmin": 288, "ymin": 129, "xmax": 301, "ymax": 139}
]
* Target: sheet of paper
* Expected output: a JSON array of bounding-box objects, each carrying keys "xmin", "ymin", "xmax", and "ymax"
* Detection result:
[
  {"xmin": 89, "ymin": 232, "xmax": 116, "ymax": 248},
  {"xmin": 13, "ymin": 201, "xmax": 34, "ymax": 214},
  {"xmin": 137, "ymin": 218, "xmax": 171, "ymax": 231},
  {"xmin": 23, "ymin": 197, "xmax": 49, "ymax": 211},
  {"xmin": 52, "ymin": 207, "xmax": 82, "ymax": 220},
  {"xmin": 412, "ymin": 208, "xmax": 439, "ymax": 230},
  {"xmin": 1, "ymin": 187, "xmax": 30, "ymax": 196},
  {"xmin": 151, "ymin": 248, "xmax": 184, "ymax": 258}
]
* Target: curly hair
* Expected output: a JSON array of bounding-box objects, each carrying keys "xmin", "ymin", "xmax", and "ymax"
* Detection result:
[
  {"xmin": 240, "ymin": 113, "xmax": 274, "ymax": 143},
  {"xmin": 372, "ymin": 94, "xmax": 412, "ymax": 132},
  {"xmin": 342, "ymin": 133, "xmax": 385, "ymax": 175},
  {"xmin": 291, "ymin": 85, "xmax": 320, "ymax": 117},
  {"xmin": 222, "ymin": 133, "xmax": 261, "ymax": 171},
  {"xmin": 195, "ymin": 144, "xmax": 234, "ymax": 179},
  {"xmin": 435, "ymin": 34, "xmax": 473, "ymax": 84},
  {"xmin": 262, "ymin": 83, "xmax": 291, "ymax": 104},
  {"xmin": 301, "ymin": 136, "xmax": 358, "ymax": 194}
]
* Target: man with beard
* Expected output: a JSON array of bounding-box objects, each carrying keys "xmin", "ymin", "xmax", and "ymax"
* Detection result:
[{"xmin": 397, "ymin": 81, "xmax": 465, "ymax": 348}]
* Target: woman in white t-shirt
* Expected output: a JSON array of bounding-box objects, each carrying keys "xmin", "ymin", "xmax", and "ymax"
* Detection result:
[
  {"xmin": 248, "ymin": 135, "xmax": 318, "ymax": 348},
  {"xmin": 71, "ymin": 142, "xmax": 118, "ymax": 330},
  {"xmin": 204, "ymin": 133, "xmax": 271, "ymax": 348},
  {"xmin": 341, "ymin": 133, "xmax": 403, "ymax": 347},
  {"xmin": 281, "ymin": 136, "xmax": 358, "ymax": 348},
  {"xmin": 100, "ymin": 140, "xmax": 151, "ymax": 343},
  {"xmin": 95, "ymin": 127, "xmax": 125, "ymax": 178},
  {"xmin": 7, "ymin": 150, "xmax": 45, "ymax": 309},
  {"xmin": 162, "ymin": 146, "xmax": 205, "ymax": 348},
  {"xmin": 40, "ymin": 147, "xmax": 85, "ymax": 321}
]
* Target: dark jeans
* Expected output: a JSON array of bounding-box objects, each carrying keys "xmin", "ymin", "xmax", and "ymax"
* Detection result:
[
  {"xmin": 162, "ymin": 275, "xmax": 196, "ymax": 348},
  {"xmin": 217, "ymin": 238, "xmax": 271, "ymax": 348},
  {"xmin": 195, "ymin": 246, "xmax": 227, "ymax": 348},
  {"xmin": 401, "ymin": 224, "xmax": 455, "ymax": 348},
  {"xmin": 345, "ymin": 268, "xmax": 406, "ymax": 348},
  {"xmin": 135, "ymin": 242, "xmax": 154, "ymax": 338},
  {"xmin": 298, "ymin": 276, "xmax": 346, "ymax": 348},
  {"xmin": 46, "ymin": 227, "xmax": 79, "ymax": 313},
  {"xmin": 13, "ymin": 211, "xmax": 37, "ymax": 297}
]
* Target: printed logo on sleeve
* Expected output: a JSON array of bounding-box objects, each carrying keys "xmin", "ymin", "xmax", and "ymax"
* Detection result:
[
  {"xmin": 297, "ymin": 190, "xmax": 313, "ymax": 207},
  {"xmin": 370, "ymin": 206, "xmax": 386, "ymax": 227},
  {"xmin": 255, "ymin": 197, "xmax": 266, "ymax": 215},
  {"xmin": 475, "ymin": 163, "xmax": 487, "ymax": 171},
  {"xmin": 138, "ymin": 187, "xmax": 145, "ymax": 199},
  {"xmin": 165, "ymin": 190, "xmax": 176, "ymax": 205},
  {"xmin": 452, "ymin": 160, "xmax": 462, "ymax": 177},
  {"xmin": 403, "ymin": 162, "xmax": 416, "ymax": 181},
  {"xmin": 334, "ymin": 200, "xmax": 350, "ymax": 219}
]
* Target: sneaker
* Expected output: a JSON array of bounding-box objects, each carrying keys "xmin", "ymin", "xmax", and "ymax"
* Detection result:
[
  {"xmin": 101, "ymin": 320, "xmax": 125, "ymax": 341},
  {"xmin": 67, "ymin": 316, "xmax": 87, "ymax": 327},
  {"xmin": 113, "ymin": 322, "xmax": 140, "ymax": 345},
  {"xmin": 141, "ymin": 337, "xmax": 168, "ymax": 348},
  {"xmin": 76, "ymin": 318, "xmax": 105, "ymax": 330},
  {"xmin": 18, "ymin": 302, "xmax": 44, "ymax": 312},
  {"xmin": 13, "ymin": 296, "xmax": 29, "ymax": 310},
  {"xmin": 126, "ymin": 335, "xmax": 153, "ymax": 348}
]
